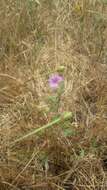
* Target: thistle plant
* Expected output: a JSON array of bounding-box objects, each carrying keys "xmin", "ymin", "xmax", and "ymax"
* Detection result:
[
  {"xmin": 47, "ymin": 72, "xmax": 74, "ymax": 137},
  {"xmin": 11, "ymin": 71, "xmax": 72, "ymax": 145},
  {"xmin": 48, "ymin": 73, "xmax": 64, "ymax": 116},
  {"xmin": 49, "ymin": 74, "xmax": 64, "ymax": 89}
]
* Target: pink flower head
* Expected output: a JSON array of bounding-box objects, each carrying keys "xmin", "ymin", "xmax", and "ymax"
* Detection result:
[{"xmin": 49, "ymin": 74, "xmax": 63, "ymax": 89}]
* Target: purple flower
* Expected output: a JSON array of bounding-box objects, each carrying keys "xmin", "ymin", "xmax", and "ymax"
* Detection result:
[{"xmin": 49, "ymin": 74, "xmax": 63, "ymax": 89}]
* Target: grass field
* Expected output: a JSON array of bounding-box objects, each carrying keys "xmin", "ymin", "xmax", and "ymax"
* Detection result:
[{"xmin": 0, "ymin": 0, "xmax": 107, "ymax": 189}]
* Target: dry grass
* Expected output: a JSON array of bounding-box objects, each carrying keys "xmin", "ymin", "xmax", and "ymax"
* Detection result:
[{"xmin": 0, "ymin": 0, "xmax": 107, "ymax": 189}]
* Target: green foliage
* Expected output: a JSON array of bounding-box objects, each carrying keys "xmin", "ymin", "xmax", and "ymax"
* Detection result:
[
  {"xmin": 60, "ymin": 114, "xmax": 75, "ymax": 137},
  {"xmin": 99, "ymin": 0, "xmax": 107, "ymax": 4},
  {"xmin": 79, "ymin": 148, "xmax": 85, "ymax": 159},
  {"xmin": 63, "ymin": 128, "xmax": 76, "ymax": 137},
  {"xmin": 27, "ymin": 0, "xmax": 41, "ymax": 5}
]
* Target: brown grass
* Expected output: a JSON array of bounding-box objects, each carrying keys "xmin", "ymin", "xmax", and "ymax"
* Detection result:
[{"xmin": 0, "ymin": 0, "xmax": 107, "ymax": 189}]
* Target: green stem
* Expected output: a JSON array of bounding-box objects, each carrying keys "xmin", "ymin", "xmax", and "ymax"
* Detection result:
[{"xmin": 11, "ymin": 112, "xmax": 72, "ymax": 146}]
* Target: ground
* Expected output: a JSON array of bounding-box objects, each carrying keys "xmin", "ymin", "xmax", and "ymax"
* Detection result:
[{"xmin": 0, "ymin": 0, "xmax": 107, "ymax": 190}]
